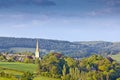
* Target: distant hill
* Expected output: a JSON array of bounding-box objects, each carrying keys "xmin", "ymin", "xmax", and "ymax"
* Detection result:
[{"xmin": 0, "ymin": 37, "xmax": 120, "ymax": 58}]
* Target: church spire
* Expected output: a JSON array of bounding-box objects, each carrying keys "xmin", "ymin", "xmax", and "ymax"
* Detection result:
[
  {"xmin": 36, "ymin": 39, "xmax": 39, "ymax": 52},
  {"xmin": 35, "ymin": 39, "xmax": 40, "ymax": 58}
]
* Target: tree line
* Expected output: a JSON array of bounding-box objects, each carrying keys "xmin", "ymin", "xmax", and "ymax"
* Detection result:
[
  {"xmin": 0, "ymin": 52, "xmax": 120, "ymax": 80},
  {"xmin": 37, "ymin": 53, "xmax": 120, "ymax": 80},
  {"xmin": 1, "ymin": 37, "xmax": 120, "ymax": 58}
]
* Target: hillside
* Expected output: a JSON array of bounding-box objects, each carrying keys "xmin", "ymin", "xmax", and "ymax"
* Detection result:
[
  {"xmin": 110, "ymin": 53, "xmax": 120, "ymax": 62},
  {"xmin": 0, "ymin": 37, "xmax": 120, "ymax": 58}
]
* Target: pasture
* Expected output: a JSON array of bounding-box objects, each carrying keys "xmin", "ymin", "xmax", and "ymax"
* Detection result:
[
  {"xmin": 110, "ymin": 53, "xmax": 120, "ymax": 62},
  {"xmin": 0, "ymin": 77, "xmax": 17, "ymax": 80},
  {"xmin": 33, "ymin": 76, "xmax": 60, "ymax": 80},
  {"xmin": 0, "ymin": 62, "xmax": 37, "ymax": 72},
  {"xmin": 0, "ymin": 62, "xmax": 60, "ymax": 80},
  {"xmin": 0, "ymin": 76, "xmax": 60, "ymax": 80}
]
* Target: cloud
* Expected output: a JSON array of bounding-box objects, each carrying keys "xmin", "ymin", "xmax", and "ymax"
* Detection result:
[
  {"xmin": 104, "ymin": 0, "xmax": 120, "ymax": 7},
  {"xmin": 0, "ymin": 0, "xmax": 56, "ymax": 8},
  {"xmin": 12, "ymin": 24, "xmax": 27, "ymax": 28},
  {"xmin": 88, "ymin": 0, "xmax": 120, "ymax": 16},
  {"xmin": 87, "ymin": 0, "xmax": 120, "ymax": 16},
  {"xmin": 0, "ymin": 14, "xmax": 25, "ymax": 20},
  {"xmin": 88, "ymin": 8, "xmax": 113, "ymax": 16}
]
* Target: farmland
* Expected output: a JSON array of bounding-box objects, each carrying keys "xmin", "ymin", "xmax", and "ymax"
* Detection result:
[
  {"xmin": 0, "ymin": 62, "xmax": 37, "ymax": 72},
  {"xmin": 0, "ymin": 62, "xmax": 59, "ymax": 80},
  {"xmin": 33, "ymin": 76, "xmax": 60, "ymax": 80},
  {"xmin": 110, "ymin": 53, "xmax": 120, "ymax": 62}
]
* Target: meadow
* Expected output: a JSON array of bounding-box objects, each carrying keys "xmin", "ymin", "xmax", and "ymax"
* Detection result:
[
  {"xmin": 33, "ymin": 76, "xmax": 60, "ymax": 80},
  {"xmin": 0, "ymin": 62, "xmax": 37, "ymax": 72},
  {"xmin": 0, "ymin": 76, "xmax": 60, "ymax": 80},
  {"xmin": 0, "ymin": 62, "xmax": 60, "ymax": 80},
  {"xmin": 110, "ymin": 53, "xmax": 120, "ymax": 62},
  {"xmin": 0, "ymin": 77, "xmax": 17, "ymax": 80}
]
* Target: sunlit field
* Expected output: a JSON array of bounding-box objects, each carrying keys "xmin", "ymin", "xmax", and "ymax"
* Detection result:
[
  {"xmin": 0, "ymin": 62, "xmax": 59, "ymax": 80},
  {"xmin": 0, "ymin": 62, "xmax": 37, "ymax": 72},
  {"xmin": 110, "ymin": 53, "xmax": 120, "ymax": 62},
  {"xmin": 33, "ymin": 76, "xmax": 60, "ymax": 80}
]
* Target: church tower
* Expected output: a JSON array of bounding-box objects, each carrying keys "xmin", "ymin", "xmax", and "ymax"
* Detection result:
[{"xmin": 35, "ymin": 40, "xmax": 40, "ymax": 59}]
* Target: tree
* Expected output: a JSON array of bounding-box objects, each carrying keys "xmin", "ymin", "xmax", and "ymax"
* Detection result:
[
  {"xmin": 35, "ymin": 58, "xmax": 40, "ymax": 64},
  {"xmin": 61, "ymin": 65, "xmax": 71, "ymax": 80},
  {"xmin": 65, "ymin": 57, "xmax": 76, "ymax": 68},
  {"xmin": 21, "ymin": 72, "xmax": 33, "ymax": 80},
  {"xmin": 23, "ymin": 58, "xmax": 29, "ymax": 63},
  {"xmin": 62, "ymin": 65, "xmax": 66, "ymax": 76},
  {"xmin": 0, "ymin": 55, "xmax": 6, "ymax": 61},
  {"xmin": 37, "ymin": 59, "xmax": 41, "ymax": 74},
  {"xmin": 117, "ymin": 78, "xmax": 120, "ymax": 80}
]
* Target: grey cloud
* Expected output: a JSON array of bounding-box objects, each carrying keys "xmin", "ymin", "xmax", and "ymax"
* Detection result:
[
  {"xmin": 104, "ymin": 0, "xmax": 120, "ymax": 7},
  {"xmin": 105, "ymin": 0, "xmax": 120, "ymax": 13},
  {"xmin": 87, "ymin": 0, "xmax": 120, "ymax": 16},
  {"xmin": 0, "ymin": 0, "xmax": 56, "ymax": 8},
  {"xmin": 22, "ymin": 0, "xmax": 56, "ymax": 6},
  {"xmin": 88, "ymin": 8, "xmax": 112, "ymax": 16}
]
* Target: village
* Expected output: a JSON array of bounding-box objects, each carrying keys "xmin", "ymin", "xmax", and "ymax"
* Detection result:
[{"xmin": 0, "ymin": 40, "xmax": 40, "ymax": 63}]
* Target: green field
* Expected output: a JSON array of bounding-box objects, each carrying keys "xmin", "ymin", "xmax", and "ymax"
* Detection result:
[
  {"xmin": 110, "ymin": 53, "xmax": 120, "ymax": 62},
  {"xmin": 0, "ymin": 77, "xmax": 17, "ymax": 80},
  {"xmin": 0, "ymin": 76, "xmax": 60, "ymax": 80},
  {"xmin": 33, "ymin": 76, "xmax": 60, "ymax": 80},
  {"xmin": 0, "ymin": 62, "xmax": 60, "ymax": 80},
  {"xmin": 0, "ymin": 62, "xmax": 37, "ymax": 72},
  {"xmin": 1, "ymin": 69, "xmax": 23, "ymax": 75}
]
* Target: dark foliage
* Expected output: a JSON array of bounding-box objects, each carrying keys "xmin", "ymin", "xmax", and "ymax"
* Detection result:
[{"xmin": 1, "ymin": 37, "xmax": 120, "ymax": 58}]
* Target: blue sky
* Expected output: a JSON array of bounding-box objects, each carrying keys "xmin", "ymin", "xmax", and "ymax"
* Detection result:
[{"xmin": 0, "ymin": 0, "xmax": 120, "ymax": 41}]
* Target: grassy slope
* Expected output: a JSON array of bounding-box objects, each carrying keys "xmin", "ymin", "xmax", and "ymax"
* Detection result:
[
  {"xmin": 33, "ymin": 76, "xmax": 60, "ymax": 80},
  {"xmin": 0, "ymin": 62, "xmax": 37, "ymax": 72},
  {"xmin": 0, "ymin": 75, "xmax": 60, "ymax": 80},
  {"xmin": 2, "ymin": 69, "xmax": 23, "ymax": 75},
  {"xmin": 110, "ymin": 53, "xmax": 120, "ymax": 62},
  {"xmin": 0, "ymin": 62, "xmax": 60, "ymax": 80},
  {"xmin": 0, "ymin": 77, "xmax": 17, "ymax": 80}
]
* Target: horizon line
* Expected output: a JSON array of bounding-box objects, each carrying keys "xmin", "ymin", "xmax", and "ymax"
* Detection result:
[{"xmin": 0, "ymin": 36, "xmax": 120, "ymax": 43}]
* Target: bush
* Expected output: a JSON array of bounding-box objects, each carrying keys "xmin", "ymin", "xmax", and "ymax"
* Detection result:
[
  {"xmin": 61, "ymin": 74, "xmax": 70, "ymax": 80},
  {"xmin": 40, "ymin": 72, "xmax": 52, "ymax": 77},
  {"xmin": 21, "ymin": 72, "xmax": 34, "ymax": 80}
]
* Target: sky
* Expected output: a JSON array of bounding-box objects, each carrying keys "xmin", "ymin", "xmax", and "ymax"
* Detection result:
[{"xmin": 0, "ymin": 0, "xmax": 120, "ymax": 42}]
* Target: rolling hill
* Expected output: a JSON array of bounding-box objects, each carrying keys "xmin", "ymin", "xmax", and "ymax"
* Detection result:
[{"xmin": 0, "ymin": 37, "xmax": 120, "ymax": 58}]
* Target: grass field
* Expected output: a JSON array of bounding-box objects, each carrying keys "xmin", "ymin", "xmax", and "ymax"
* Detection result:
[
  {"xmin": 0, "ymin": 77, "xmax": 17, "ymax": 80},
  {"xmin": 110, "ymin": 53, "xmax": 120, "ymax": 62},
  {"xmin": 1, "ymin": 69, "xmax": 23, "ymax": 75},
  {"xmin": 33, "ymin": 76, "xmax": 60, "ymax": 80},
  {"xmin": 0, "ymin": 62, "xmax": 37, "ymax": 72},
  {"xmin": 0, "ymin": 76, "xmax": 60, "ymax": 80},
  {"xmin": 0, "ymin": 62, "xmax": 60, "ymax": 80}
]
